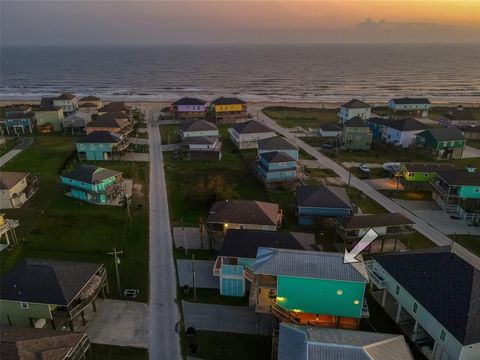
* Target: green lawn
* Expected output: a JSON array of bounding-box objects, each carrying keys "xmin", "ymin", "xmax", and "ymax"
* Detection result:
[
  {"xmin": 0, "ymin": 137, "xmax": 22, "ymax": 157},
  {"xmin": 185, "ymin": 331, "xmax": 272, "ymax": 360},
  {"xmin": 348, "ymin": 188, "xmax": 387, "ymax": 214},
  {"xmin": 90, "ymin": 344, "xmax": 148, "ymax": 360},
  {"xmin": 1, "ymin": 136, "xmax": 150, "ymax": 302},
  {"xmin": 159, "ymin": 124, "xmax": 180, "ymax": 144},
  {"xmin": 263, "ymin": 106, "xmax": 338, "ymax": 129},
  {"xmin": 466, "ymin": 139, "xmax": 480, "ymax": 149},
  {"xmin": 452, "ymin": 235, "xmax": 480, "ymax": 257}
]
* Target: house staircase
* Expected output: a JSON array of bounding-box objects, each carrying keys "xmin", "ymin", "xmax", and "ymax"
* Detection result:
[{"xmin": 271, "ymin": 304, "xmax": 301, "ymax": 324}]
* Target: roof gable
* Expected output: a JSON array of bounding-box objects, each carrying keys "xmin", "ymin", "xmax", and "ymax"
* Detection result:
[
  {"xmin": 296, "ymin": 186, "xmax": 352, "ymax": 209},
  {"xmin": 181, "ymin": 119, "xmax": 218, "ymax": 132},
  {"xmin": 232, "ymin": 120, "xmax": 273, "ymax": 134},
  {"xmin": 344, "ymin": 116, "xmax": 368, "ymax": 128},
  {"xmin": 173, "ymin": 97, "xmax": 206, "ymax": 106},
  {"xmin": 260, "ymin": 151, "xmax": 295, "ymax": 163},
  {"xmin": 62, "ymin": 165, "xmax": 121, "ymax": 184},
  {"xmin": 258, "ymin": 136, "xmax": 297, "ymax": 151},
  {"xmin": 207, "ymin": 200, "xmax": 279, "ymax": 226},
  {"xmin": 212, "ymin": 97, "xmax": 246, "ymax": 105},
  {"xmin": 416, "ymin": 128, "xmax": 465, "ymax": 142},
  {"xmin": 77, "ymin": 131, "xmax": 121, "ymax": 144},
  {"xmin": 384, "ymin": 118, "xmax": 427, "ymax": 132},
  {"xmin": 341, "ymin": 99, "xmax": 370, "ymax": 109},
  {"xmin": 391, "ymin": 97, "xmax": 430, "ymax": 105}
]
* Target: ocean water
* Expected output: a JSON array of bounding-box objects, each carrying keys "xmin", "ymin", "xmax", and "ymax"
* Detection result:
[{"xmin": 1, "ymin": 44, "xmax": 480, "ymax": 103}]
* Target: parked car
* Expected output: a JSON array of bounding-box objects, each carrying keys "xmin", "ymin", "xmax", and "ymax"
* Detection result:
[
  {"xmin": 358, "ymin": 163, "xmax": 370, "ymax": 174},
  {"xmin": 383, "ymin": 162, "xmax": 401, "ymax": 174},
  {"xmin": 321, "ymin": 142, "xmax": 334, "ymax": 149}
]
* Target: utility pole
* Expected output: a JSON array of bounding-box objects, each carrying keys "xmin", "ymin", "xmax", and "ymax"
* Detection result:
[
  {"xmin": 192, "ymin": 254, "xmax": 197, "ymax": 301},
  {"xmin": 347, "ymin": 172, "xmax": 352, "ymax": 195},
  {"xmin": 107, "ymin": 248, "xmax": 123, "ymax": 297},
  {"xmin": 181, "ymin": 218, "xmax": 188, "ymax": 255}
]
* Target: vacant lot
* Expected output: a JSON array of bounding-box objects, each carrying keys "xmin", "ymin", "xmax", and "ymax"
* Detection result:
[
  {"xmin": 263, "ymin": 106, "xmax": 338, "ymax": 129},
  {"xmin": 1, "ymin": 136, "xmax": 149, "ymax": 302}
]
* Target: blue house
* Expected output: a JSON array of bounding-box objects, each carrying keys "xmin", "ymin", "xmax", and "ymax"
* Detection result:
[
  {"xmin": 368, "ymin": 117, "xmax": 390, "ymax": 140},
  {"xmin": 295, "ymin": 185, "xmax": 353, "ymax": 225},
  {"xmin": 257, "ymin": 151, "xmax": 297, "ymax": 184},
  {"xmin": 258, "ymin": 136, "xmax": 298, "ymax": 160},
  {"xmin": 60, "ymin": 164, "xmax": 123, "ymax": 205},
  {"xmin": 75, "ymin": 131, "xmax": 129, "ymax": 161},
  {"xmin": 1, "ymin": 106, "xmax": 37, "ymax": 135}
]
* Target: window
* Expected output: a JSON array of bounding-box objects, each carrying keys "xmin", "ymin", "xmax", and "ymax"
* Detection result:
[
  {"xmin": 20, "ymin": 302, "xmax": 29, "ymax": 309},
  {"xmin": 356, "ymin": 135, "xmax": 361, "ymax": 140},
  {"xmin": 99, "ymin": 144, "xmax": 103, "ymax": 148},
  {"xmin": 395, "ymin": 285, "xmax": 400, "ymax": 295},
  {"xmin": 440, "ymin": 329, "xmax": 447, "ymax": 342},
  {"xmin": 90, "ymin": 144, "xmax": 95, "ymax": 150},
  {"xmin": 413, "ymin": 302, "xmax": 418, "ymax": 313},
  {"xmin": 424, "ymin": 173, "xmax": 428, "ymax": 177}
]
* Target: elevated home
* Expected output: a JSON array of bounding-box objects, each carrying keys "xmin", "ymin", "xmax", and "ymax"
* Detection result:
[
  {"xmin": 1, "ymin": 327, "xmax": 91, "ymax": 360},
  {"xmin": 206, "ymin": 200, "xmax": 283, "ymax": 249},
  {"xmin": 257, "ymin": 151, "xmax": 297, "ymax": 185},
  {"xmin": 53, "ymin": 93, "xmax": 78, "ymax": 116},
  {"xmin": 1, "ymin": 106, "xmax": 37, "ymax": 135},
  {"xmin": 370, "ymin": 118, "xmax": 427, "ymax": 148},
  {"xmin": 258, "ymin": 136, "xmax": 299, "ymax": 160},
  {"xmin": 460, "ymin": 126, "xmax": 480, "ymax": 140},
  {"xmin": 341, "ymin": 116, "xmax": 372, "ymax": 150},
  {"xmin": 78, "ymin": 103, "xmax": 99, "ymax": 115},
  {"xmin": 78, "ymin": 95, "xmax": 102, "ymax": 109},
  {"xmin": 60, "ymin": 165, "xmax": 126, "ymax": 205},
  {"xmin": 278, "ymin": 324, "xmax": 413, "ymax": 360},
  {"xmin": 33, "ymin": 105, "xmax": 64, "ymax": 132},
  {"xmin": 86, "ymin": 112, "xmax": 133, "ymax": 136},
  {"xmin": 438, "ymin": 105, "xmax": 478, "ymax": 128},
  {"xmin": 76, "ymin": 131, "xmax": 129, "ymax": 161},
  {"xmin": 210, "ymin": 97, "xmax": 247, "ymax": 124},
  {"xmin": 228, "ymin": 120, "xmax": 276, "ymax": 149},
  {"xmin": 338, "ymin": 99, "xmax": 371, "ymax": 124},
  {"xmin": 62, "ymin": 112, "xmax": 92, "ymax": 135},
  {"xmin": 180, "ymin": 119, "xmax": 219, "ymax": 139},
  {"xmin": 415, "ymin": 128, "xmax": 466, "ymax": 160},
  {"xmin": 319, "ymin": 123, "xmax": 341, "ymax": 137},
  {"xmin": 98, "ymin": 101, "xmax": 131, "ymax": 114},
  {"xmin": 431, "ymin": 167, "xmax": 480, "ymax": 221},
  {"xmin": 0, "ymin": 172, "xmax": 38, "ymax": 209},
  {"xmin": 388, "ymin": 97, "xmax": 431, "ymax": 117},
  {"xmin": 213, "ymin": 229, "xmax": 303, "ymax": 296},
  {"xmin": 366, "ymin": 247, "xmax": 480, "ymax": 360},
  {"xmin": 401, "ymin": 163, "xmax": 455, "ymax": 189},
  {"xmin": 251, "ymin": 248, "xmax": 368, "ymax": 329},
  {"xmin": 335, "ymin": 213, "xmax": 415, "ymax": 253},
  {"xmin": 172, "ymin": 97, "xmax": 207, "ymax": 120},
  {"xmin": 181, "ymin": 136, "xmax": 222, "ymax": 161},
  {"xmin": 295, "ymin": 185, "xmax": 352, "ymax": 225},
  {"xmin": 0, "ymin": 258, "xmax": 108, "ymax": 331},
  {"xmin": 0, "ymin": 213, "xmax": 19, "ymax": 251}
]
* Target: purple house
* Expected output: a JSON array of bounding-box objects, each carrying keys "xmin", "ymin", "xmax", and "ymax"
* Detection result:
[{"xmin": 172, "ymin": 97, "xmax": 207, "ymax": 120}]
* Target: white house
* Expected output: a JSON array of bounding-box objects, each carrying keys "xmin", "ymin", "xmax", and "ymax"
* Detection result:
[
  {"xmin": 53, "ymin": 92, "xmax": 78, "ymax": 115},
  {"xmin": 338, "ymin": 99, "xmax": 371, "ymax": 124},
  {"xmin": 366, "ymin": 246, "xmax": 480, "ymax": 360},
  {"xmin": 388, "ymin": 98, "xmax": 431, "ymax": 117},
  {"xmin": 383, "ymin": 118, "xmax": 427, "ymax": 148},
  {"xmin": 180, "ymin": 120, "xmax": 219, "ymax": 139},
  {"xmin": 228, "ymin": 120, "xmax": 276, "ymax": 149},
  {"xmin": 319, "ymin": 123, "xmax": 342, "ymax": 137}
]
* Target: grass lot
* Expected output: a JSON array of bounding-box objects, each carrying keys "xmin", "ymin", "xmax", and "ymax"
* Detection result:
[
  {"xmin": 159, "ymin": 124, "xmax": 180, "ymax": 144},
  {"xmin": 263, "ymin": 106, "xmax": 338, "ymax": 129},
  {"xmin": 428, "ymin": 106, "xmax": 480, "ymax": 121},
  {"xmin": 90, "ymin": 344, "xmax": 148, "ymax": 360},
  {"xmin": 349, "ymin": 167, "xmax": 388, "ymax": 179},
  {"xmin": 324, "ymin": 142, "xmax": 432, "ymax": 164},
  {"xmin": 348, "ymin": 188, "xmax": 387, "ymax": 214},
  {"xmin": 300, "ymin": 136, "xmax": 333, "ymax": 147},
  {"xmin": 466, "ymin": 139, "xmax": 480, "ymax": 149},
  {"xmin": 1, "ymin": 136, "xmax": 149, "ymax": 302},
  {"xmin": 451, "ymin": 235, "xmax": 480, "ymax": 257},
  {"xmin": 379, "ymin": 189, "xmax": 433, "ymax": 202},
  {"xmin": 0, "ymin": 137, "xmax": 22, "ymax": 157},
  {"xmin": 184, "ymin": 331, "xmax": 272, "ymax": 360}
]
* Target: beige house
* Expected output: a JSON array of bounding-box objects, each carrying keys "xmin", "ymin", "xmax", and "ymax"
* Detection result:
[
  {"xmin": 0, "ymin": 172, "xmax": 38, "ymax": 209},
  {"xmin": 78, "ymin": 95, "xmax": 103, "ymax": 109}
]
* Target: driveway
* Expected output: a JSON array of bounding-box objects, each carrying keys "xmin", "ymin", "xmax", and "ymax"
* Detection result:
[
  {"xmin": 364, "ymin": 178, "xmax": 405, "ymax": 191},
  {"xmin": 173, "ymin": 227, "xmax": 209, "ymax": 250},
  {"xmin": 0, "ymin": 137, "xmax": 33, "ymax": 167},
  {"xmin": 177, "ymin": 260, "xmax": 218, "ymax": 289},
  {"xmin": 182, "ymin": 301, "xmax": 274, "ymax": 335},
  {"xmin": 462, "ymin": 146, "xmax": 480, "ymax": 159},
  {"xmin": 81, "ymin": 299, "xmax": 148, "ymax": 348},
  {"xmin": 147, "ymin": 105, "xmax": 181, "ymax": 359}
]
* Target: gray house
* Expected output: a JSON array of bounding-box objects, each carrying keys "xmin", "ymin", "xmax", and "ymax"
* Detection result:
[{"xmin": 341, "ymin": 116, "xmax": 372, "ymax": 150}]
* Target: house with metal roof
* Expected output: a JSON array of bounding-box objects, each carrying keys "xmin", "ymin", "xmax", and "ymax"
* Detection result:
[
  {"xmin": 335, "ymin": 213, "xmax": 415, "ymax": 253},
  {"xmin": 180, "ymin": 120, "xmax": 219, "ymax": 139},
  {"xmin": 341, "ymin": 116, "xmax": 373, "ymax": 150},
  {"xmin": 338, "ymin": 99, "xmax": 371, "ymax": 124},
  {"xmin": 0, "ymin": 258, "xmax": 108, "ymax": 331},
  {"xmin": 212, "ymin": 229, "xmax": 304, "ymax": 296},
  {"xmin": 252, "ymin": 248, "xmax": 368, "ymax": 329},
  {"xmin": 295, "ymin": 185, "xmax": 353, "ymax": 225},
  {"xmin": 257, "ymin": 151, "xmax": 298, "ymax": 185},
  {"xmin": 60, "ymin": 164, "xmax": 127, "ymax": 205},
  {"xmin": 75, "ymin": 131, "xmax": 129, "ymax": 161},
  {"xmin": 415, "ymin": 128, "xmax": 466, "ymax": 160},
  {"xmin": 228, "ymin": 120, "xmax": 276, "ymax": 149},
  {"xmin": 0, "ymin": 172, "xmax": 38, "ymax": 209},
  {"xmin": 181, "ymin": 136, "xmax": 222, "ymax": 161},
  {"xmin": 431, "ymin": 167, "xmax": 480, "ymax": 221},
  {"xmin": 172, "ymin": 97, "xmax": 207, "ymax": 120},
  {"xmin": 401, "ymin": 163, "xmax": 455, "ymax": 189},
  {"xmin": 366, "ymin": 247, "xmax": 480, "ymax": 360},
  {"xmin": 210, "ymin": 97, "xmax": 247, "ymax": 124},
  {"xmin": 388, "ymin": 98, "xmax": 431, "ymax": 118},
  {"xmin": 1, "ymin": 327, "xmax": 91, "ymax": 360},
  {"xmin": 438, "ymin": 105, "xmax": 479, "ymax": 128},
  {"xmin": 258, "ymin": 136, "xmax": 299, "ymax": 160},
  {"xmin": 277, "ymin": 324, "xmax": 413, "ymax": 360},
  {"xmin": 206, "ymin": 200, "xmax": 283, "ymax": 249}
]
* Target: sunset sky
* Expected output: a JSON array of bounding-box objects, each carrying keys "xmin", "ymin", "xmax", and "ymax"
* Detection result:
[{"xmin": 2, "ymin": 1, "xmax": 479, "ymax": 45}]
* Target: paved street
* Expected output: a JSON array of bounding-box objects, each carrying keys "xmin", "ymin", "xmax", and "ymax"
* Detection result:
[
  {"xmin": 255, "ymin": 108, "xmax": 457, "ymax": 248},
  {"xmin": 147, "ymin": 105, "xmax": 181, "ymax": 360},
  {"xmin": 0, "ymin": 137, "xmax": 33, "ymax": 167}
]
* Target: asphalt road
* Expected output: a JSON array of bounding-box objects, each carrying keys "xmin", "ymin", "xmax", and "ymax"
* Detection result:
[
  {"xmin": 255, "ymin": 109, "xmax": 456, "ymax": 247},
  {"xmin": 147, "ymin": 106, "xmax": 181, "ymax": 360},
  {"xmin": 0, "ymin": 137, "xmax": 33, "ymax": 167}
]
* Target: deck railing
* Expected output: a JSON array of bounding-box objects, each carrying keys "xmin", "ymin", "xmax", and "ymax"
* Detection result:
[{"xmin": 365, "ymin": 260, "xmax": 386, "ymax": 289}]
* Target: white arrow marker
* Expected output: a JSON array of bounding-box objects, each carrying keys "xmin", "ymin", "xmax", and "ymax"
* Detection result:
[{"xmin": 344, "ymin": 228, "xmax": 379, "ymax": 264}]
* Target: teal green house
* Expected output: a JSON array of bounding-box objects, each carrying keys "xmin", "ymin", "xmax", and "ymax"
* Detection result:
[
  {"xmin": 415, "ymin": 128, "xmax": 466, "ymax": 160},
  {"xmin": 60, "ymin": 164, "xmax": 123, "ymax": 205},
  {"xmin": 251, "ymin": 248, "xmax": 368, "ymax": 329},
  {"xmin": 213, "ymin": 229, "xmax": 303, "ymax": 296},
  {"xmin": 76, "ymin": 131, "xmax": 129, "ymax": 161}
]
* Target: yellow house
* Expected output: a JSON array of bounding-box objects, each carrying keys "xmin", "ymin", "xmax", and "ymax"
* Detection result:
[
  {"xmin": 210, "ymin": 97, "xmax": 247, "ymax": 124},
  {"xmin": 0, "ymin": 172, "xmax": 38, "ymax": 209}
]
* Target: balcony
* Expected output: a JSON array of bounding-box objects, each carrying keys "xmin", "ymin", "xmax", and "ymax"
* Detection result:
[
  {"xmin": 365, "ymin": 261, "xmax": 386, "ymax": 289},
  {"xmin": 457, "ymin": 204, "xmax": 480, "ymax": 221}
]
